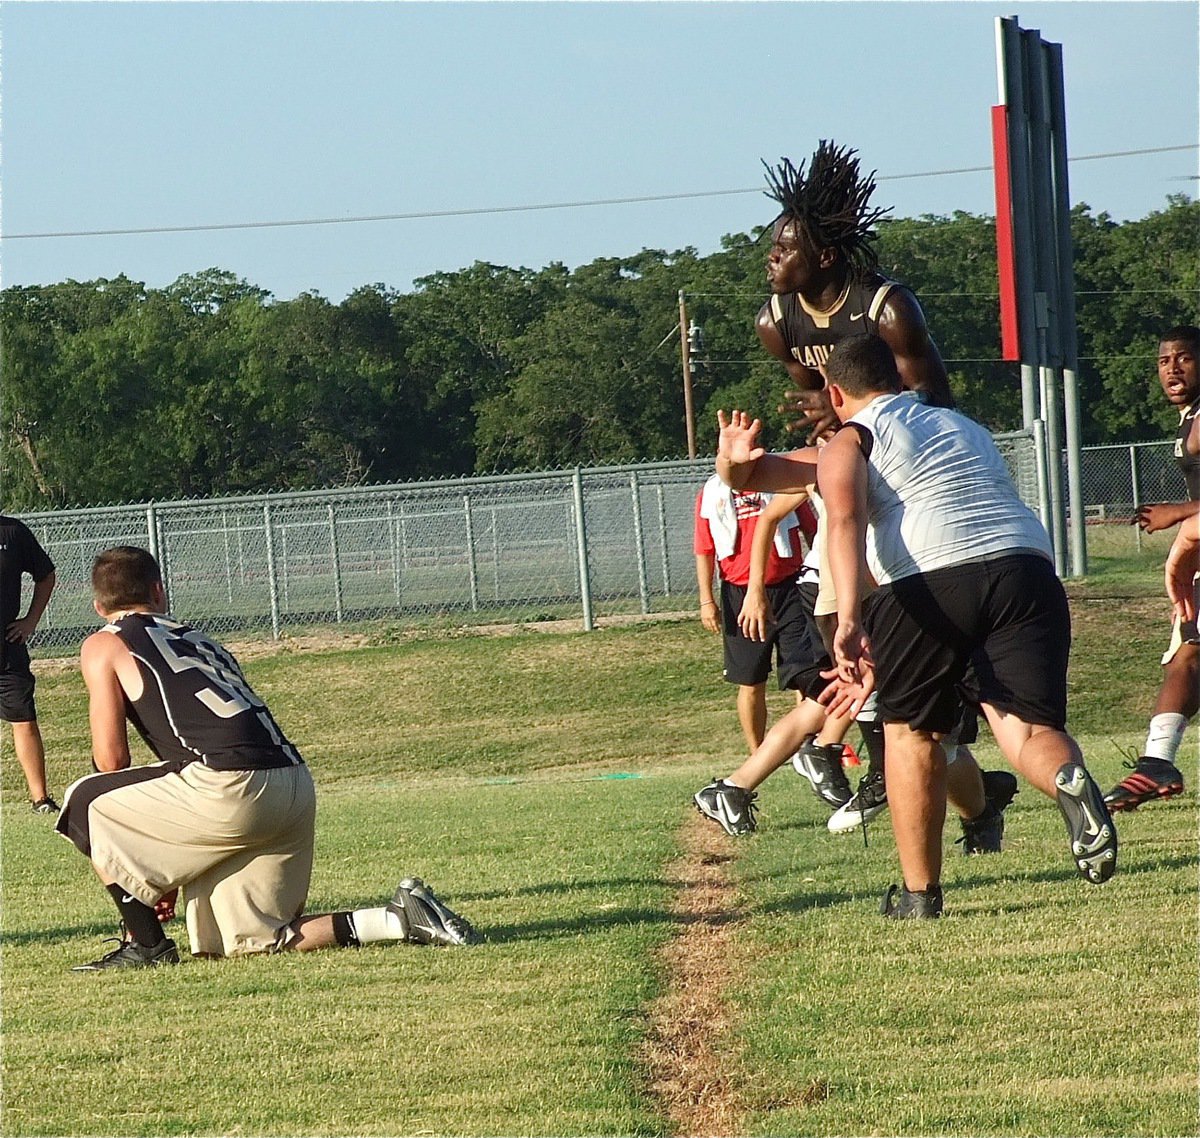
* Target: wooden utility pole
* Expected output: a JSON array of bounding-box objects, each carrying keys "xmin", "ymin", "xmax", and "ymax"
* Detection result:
[{"xmin": 678, "ymin": 289, "xmax": 696, "ymax": 459}]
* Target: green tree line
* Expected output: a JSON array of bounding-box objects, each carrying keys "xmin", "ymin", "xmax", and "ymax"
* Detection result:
[{"xmin": 1, "ymin": 197, "xmax": 1195, "ymax": 510}]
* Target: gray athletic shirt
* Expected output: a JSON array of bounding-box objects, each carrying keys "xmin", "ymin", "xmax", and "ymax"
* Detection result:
[{"xmin": 848, "ymin": 392, "xmax": 1052, "ymax": 584}]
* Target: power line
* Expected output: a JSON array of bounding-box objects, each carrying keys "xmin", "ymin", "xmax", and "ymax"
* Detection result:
[{"xmin": 4, "ymin": 145, "xmax": 1196, "ymax": 242}]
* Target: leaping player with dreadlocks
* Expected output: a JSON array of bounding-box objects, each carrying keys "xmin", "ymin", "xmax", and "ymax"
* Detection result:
[
  {"xmin": 736, "ymin": 140, "xmax": 1020, "ymax": 855},
  {"xmin": 758, "ymin": 139, "xmax": 949, "ymax": 435}
]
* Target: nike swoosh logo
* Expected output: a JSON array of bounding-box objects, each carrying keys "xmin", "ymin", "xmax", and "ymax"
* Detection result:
[
  {"xmin": 1079, "ymin": 803, "xmax": 1103, "ymax": 839},
  {"xmin": 723, "ymin": 808, "xmax": 743, "ymax": 824},
  {"xmin": 849, "ymin": 312, "xmax": 864, "ymax": 321},
  {"xmin": 121, "ymin": 894, "xmax": 136, "ymax": 904}
]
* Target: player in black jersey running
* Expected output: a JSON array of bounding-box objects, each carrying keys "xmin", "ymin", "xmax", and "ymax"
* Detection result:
[
  {"xmin": 1106, "ymin": 325, "xmax": 1200, "ymax": 810},
  {"xmin": 58, "ymin": 546, "xmax": 477, "ymax": 970},
  {"xmin": 747, "ymin": 140, "xmax": 1015, "ymax": 850}
]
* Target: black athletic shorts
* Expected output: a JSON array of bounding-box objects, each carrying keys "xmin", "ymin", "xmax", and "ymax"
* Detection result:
[
  {"xmin": 865, "ymin": 553, "xmax": 1070, "ymax": 734},
  {"xmin": 720, "ymin": 579, "xmax": 825, "ymax": 693},
  {"xmin": 0, "ymin": 667, "xmax": 37, "ymax": 723},
  {"xmin": 791, "ymin": 579, "xmax": 834, "ymax": 699}
]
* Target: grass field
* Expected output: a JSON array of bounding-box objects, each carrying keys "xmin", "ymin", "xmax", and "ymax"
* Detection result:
[{"xmin": 2, "ymin": 566, "xmax": 1196, "ymax": 1137}]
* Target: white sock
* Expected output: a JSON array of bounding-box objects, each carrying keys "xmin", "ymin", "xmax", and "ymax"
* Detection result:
[
  {"xmin": 348, "ymin": 906, "xmax": 406, "ymax": 945},
  {"xmin": 1144, "ymin": 713, "xmax": 1188, "ymax": 764},
  {"xmin": 855, "ymin": 691, "xmax": 879, "ymax": 720}
]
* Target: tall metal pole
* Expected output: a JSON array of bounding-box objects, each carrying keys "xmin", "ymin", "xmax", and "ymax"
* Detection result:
[
  {"xmin": 679, "ymin": 290, "xmax": 697, "ymax": 459},
  {"xmin": 1047, "ymin": 41, "xmax": 1088, "ymax": 577}
]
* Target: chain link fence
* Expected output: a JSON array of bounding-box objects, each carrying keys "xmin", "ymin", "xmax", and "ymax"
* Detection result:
[
  {"xmin": 23, "ymin": 460, "xmax": 712, "ymax": 651},
  {"xmin": 15, "ymin": 431, "xmax": 1177, "ymax": 657}
]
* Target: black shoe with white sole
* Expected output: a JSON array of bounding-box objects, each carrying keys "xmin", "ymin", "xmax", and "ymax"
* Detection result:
[
  {"xmin": 1055, "ymin": 762, "xmax": 1117, "ymax": 884},
  {"xmin": 387, "ymin": 878, "xmax": 478, "ymax": 946},
  {"xmin": 792, "ymin": 741, "xmax": 852, "ymax": 810},
  {"xmin": 693, "ymin": 778, "xmax": 758, "ymax": 836},
  {"xmin": 827, "ymin": 764, "xmax": 887, "ymax": 833}
]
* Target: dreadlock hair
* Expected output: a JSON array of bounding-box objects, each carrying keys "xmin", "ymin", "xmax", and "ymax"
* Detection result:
[{"xmin": 762, "ymin": 140, "xmax": 892, "ymax": 281}]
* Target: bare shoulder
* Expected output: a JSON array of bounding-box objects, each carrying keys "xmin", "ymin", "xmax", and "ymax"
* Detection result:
[
  {"xmin": 80, "ymin": 628, "xmax": 123, "ymax": 673},
  {"xmin": 755, "ymin": 302, "xmax": 788, "ymax": 356},
  {"xmin": 876, "ymin": 284, "xmax": 930, "ymax": 335}
]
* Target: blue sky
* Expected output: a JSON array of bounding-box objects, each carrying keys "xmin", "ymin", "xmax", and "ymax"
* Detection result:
[{"xmin": 2, "ymin": 1, "xmax": 1196, "ymax": 302}]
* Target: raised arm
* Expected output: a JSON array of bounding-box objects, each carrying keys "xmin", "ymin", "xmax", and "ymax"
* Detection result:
[{"xmin": 716, "ymin": 410, "xmax": 818, "ymax": 492}]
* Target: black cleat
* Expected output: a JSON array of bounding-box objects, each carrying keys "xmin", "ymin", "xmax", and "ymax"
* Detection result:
[
  {"xmin": 792, "ymin": 740, "xmax": 853, "ymax": 810},
  {"xmin": 982, "ymin": 770, "xmax": 1019, "ymax": 813},
  {"xmin": 387, "ymin": 878, "xmax": 478, "ymax": 946},
  {"xmin": 72, "ymin": 937, "xmax": 179, "ymax": 972},
  {"xmin": 957, "ymin": 806, "xmax": 1003, "ymax": 855},
  {"xmin": 1103, "ymin": 756, "xmax": 1184, "ymax": 811},
  {"xmin": 693, "ymin": 778, "xmax": 758, "ymax": 836},
  {"xmin": 1055, "ymin": 762, "xmax": 1117, "ymax": 884},
  {"xmin": 880, "ymin": 884, "xmax": 943, "ymax": 920},
  {"xmin": 827, "ymin": 763, "xmax": 887, "ymax": 833},
  {"xmin": 956, "ymin": 770, "xmax": 1019, "ymax": 854},
  {"xmin": 31, "ymin": 796, "xmax": 60, "ymax": 815}
]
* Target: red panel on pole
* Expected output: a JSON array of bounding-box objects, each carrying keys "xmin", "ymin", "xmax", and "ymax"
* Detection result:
[{"xmin": 991, "ymin": 104, "xmax": 1020, "ymax": 362}]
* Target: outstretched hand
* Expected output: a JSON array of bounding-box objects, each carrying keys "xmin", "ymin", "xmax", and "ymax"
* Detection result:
[{"xmin": 716, "ymin": 409, "xmax": 765, "ymax": 468}]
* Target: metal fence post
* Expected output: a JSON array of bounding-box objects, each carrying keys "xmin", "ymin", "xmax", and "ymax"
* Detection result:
[
  {"xmin": 387, "ymin": 500, "xmax": 402, "ymax": 603},
  {"xmin": 490, "ymin": 505, "xmax": 500, "ymax": 602},
  {"xmin": 630, "ymin": 472, "xmax": 650, "ymax": 614},
  {"xmin": 222, "ymin": 508, "xmax": 234, "ymax": 605},
  {"xmin": 573, "ymin": 467, "xmax": 594, "ymax": 631},
  {"xmin": 1032, "ymin": 418, "xmax": 1052, "ymax": 547},
  {"xmin": 263, "ymin": 504, "xmax": 281, "ymax": 640},
  {"xmin": 656, "ymin": 485, "xmax": 671, "ymax": 596},
  {"xmin": 328, "ymin": 504, "xmax": 343, "ymax": 623},
  {"xmin": 280, "ymin": 526, "xmax": 290, "ymax": 613},
  {"xmin": 1129, "ymin": 444, "xmax": 1142, "ymax": 553},
  {"xmin": 463, "ymin": 494, "xmax": 479, "ymax": 612}
]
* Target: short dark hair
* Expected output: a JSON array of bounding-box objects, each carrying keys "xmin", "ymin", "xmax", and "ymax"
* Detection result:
[
  {"xmin": 1159, "ymin": 325, "xmax": 1200, "ymax": 353},
  {"xmin": 92, "ymin": 546, "xmax": 162, "ymax": 613},
  {"xmin": 826, "ymin": 334, "xmax": 903, "ymax": 398},
  {"xmin": 762, "ymin": 140, "xmax": 891, "ymax": 279}
]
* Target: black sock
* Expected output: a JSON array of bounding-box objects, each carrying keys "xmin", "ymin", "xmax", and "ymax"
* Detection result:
[
  {"xmin": 106, "ymin": 883, "xmax": 166, "ymax": 948},
  {"xmin": 859, "ymin": 719, "xmax": 886, "ymax": 770},
  {"xmin": 331, "ymin": 911, "xmax": 359, "ymax": 948}
]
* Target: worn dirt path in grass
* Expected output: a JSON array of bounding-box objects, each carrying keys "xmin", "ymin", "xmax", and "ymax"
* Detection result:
[{"xmin": 639, "ymin": 814, "xmax": 748, "ymax": 1137}]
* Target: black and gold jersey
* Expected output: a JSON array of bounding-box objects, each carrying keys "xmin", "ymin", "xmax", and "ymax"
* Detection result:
[
  {"xmin": 766, "ymin": 273, "xmax": 901, "ymax": 372},
  {"xmin": 1175, "ymin": 396, "xmax": 1200, "ymax": 501},
  {"xmin": 108, "ymin": 612, "xmax": 302, "ymax": 770}
]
